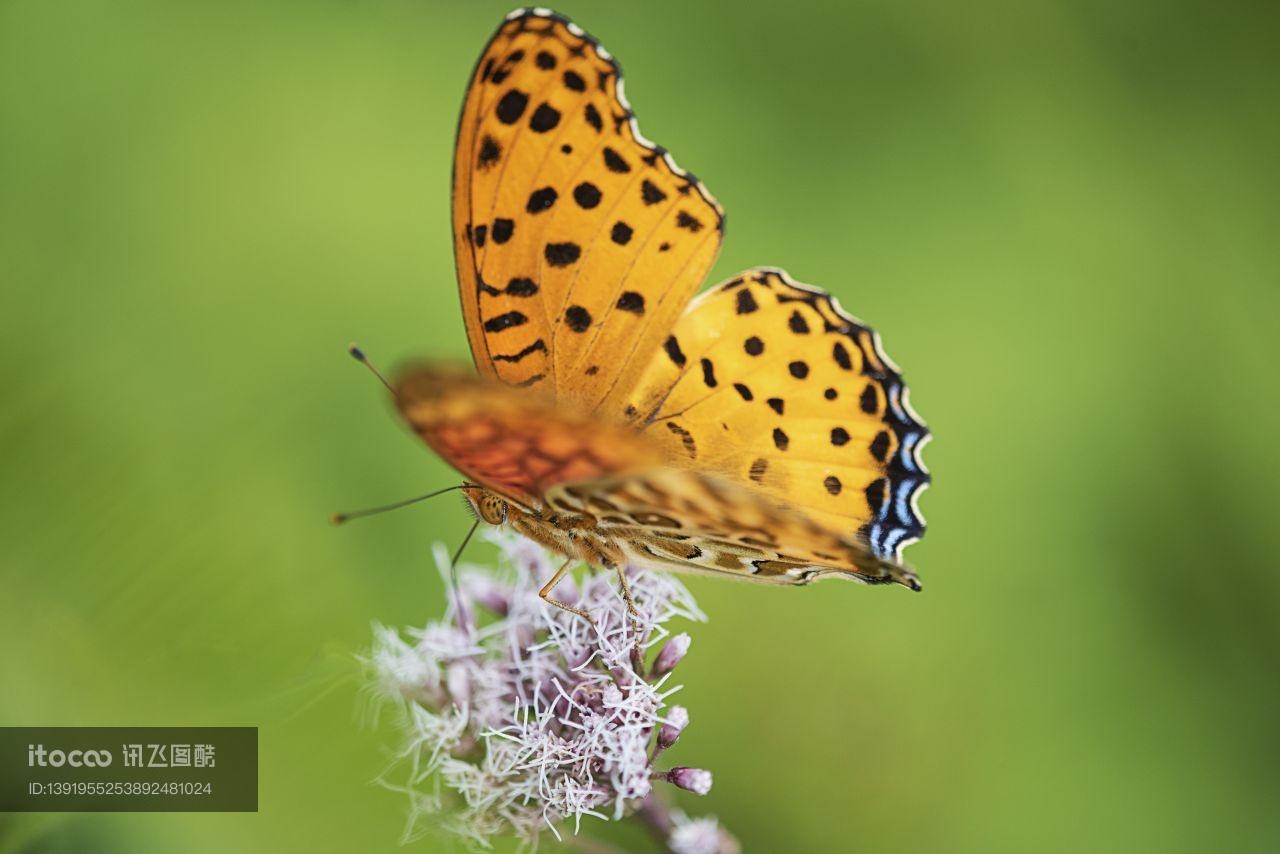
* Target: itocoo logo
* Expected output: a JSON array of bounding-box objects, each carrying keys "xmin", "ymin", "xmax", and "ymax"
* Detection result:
[{"xmin": 27, "ymin": 744, "xmax": 113, "ymax": 767}]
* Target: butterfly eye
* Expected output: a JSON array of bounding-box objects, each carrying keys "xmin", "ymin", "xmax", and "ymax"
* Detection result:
[{"xmin": 477, "ymin": 495, "xmax": 506, "ymax": 526}]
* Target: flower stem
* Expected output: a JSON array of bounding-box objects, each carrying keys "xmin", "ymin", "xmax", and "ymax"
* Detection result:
[
  {"xmin": 566, "ymin": 836, "xmax": 629, "ymax": 854},
  {"xmin": 634, "ymin": 791, "xmax": 676, "ymax": 849}
]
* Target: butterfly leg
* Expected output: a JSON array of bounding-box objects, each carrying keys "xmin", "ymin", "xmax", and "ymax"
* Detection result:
[
  {"xmin": 578, "ymin": 534, "xmax": 640, "ymax": 621},
  {"xmin": 613, "ymin": 563, "xmax": 641, "ymax": 620},
  {"xmin": 539, "ymin": 558, "xmax": 595, "ymax": 624}
]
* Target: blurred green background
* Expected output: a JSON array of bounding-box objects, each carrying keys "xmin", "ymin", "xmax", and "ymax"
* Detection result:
[{"xmin": 3, "ymin": 0, "xmax": 1278, "ymax": 851}]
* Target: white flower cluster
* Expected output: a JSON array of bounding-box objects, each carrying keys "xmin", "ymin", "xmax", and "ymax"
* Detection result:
[{"xmin": 369, "ymin": 531, "xmax": 736, "ymax": 850}]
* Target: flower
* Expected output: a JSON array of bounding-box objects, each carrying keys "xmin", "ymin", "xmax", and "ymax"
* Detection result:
[
  {"xmin": 653, "ymin": 633, "xmax": 692, "ymax": 677},
  {"xmin": 669, "ymin": 811, "xmax": 742, "ymax": 854},
  {"xmin": 367, "ymin": 530, "xmax": 738, "ymax": 850},
  {"xmin": 664, "ymin": 766, "xmax": 713, "ymax": 796},
  {"xmin": 657, "ymin": 705, "xmax": 690, "ymax": 752}
]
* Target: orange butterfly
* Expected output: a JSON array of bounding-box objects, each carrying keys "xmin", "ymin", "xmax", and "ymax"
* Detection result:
[{"xmin": 392, "ymin": 9, "xmax": 930, "ymax": 619}]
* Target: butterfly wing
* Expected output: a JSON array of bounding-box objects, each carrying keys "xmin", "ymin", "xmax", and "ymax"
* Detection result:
[
  {"xmin": 437, "ymin": 12, "xmax": 930, "ymax": 584},
  {"xmin": 623, "ymin": 268, "xmax": 931, "ymax": 563},
  {"xmin": 454, "ymin": 9, "xmax": 724, "ymax": 413},
  {"xmin": 394, "ymin": 366, "xmax": 662, "ymax": 508},
  {"xmin": 545, "ymin": 468, "xmax": 921, "ymax": 588}
]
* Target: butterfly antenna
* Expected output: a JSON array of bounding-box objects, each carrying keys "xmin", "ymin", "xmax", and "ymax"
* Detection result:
[
  {"xmin": 450, "ymin": 518, "xmax": 481, "ymax": 574},
  {"xmin": 348, "ymin": 343, "xmax": 394, "ymax": 394},
  {"xmin": 447, "ymin": 518, "xmax": 482, "ymax": 633},
  {"xmin": 330, "ymin": 485, "xmax": 464, "ymax": 525}
]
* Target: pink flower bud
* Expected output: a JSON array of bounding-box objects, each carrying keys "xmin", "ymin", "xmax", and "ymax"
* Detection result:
[
  {"xmin": 657, "ymin": 705, "xmax": 689, "ymax": 750},
  {"xmin": 664, "ymin": 766, "xmax": 713, "ymax": 796},
  {"xmin": 652, "ymin": 633, "xmax": 691, "ymax": 677}
]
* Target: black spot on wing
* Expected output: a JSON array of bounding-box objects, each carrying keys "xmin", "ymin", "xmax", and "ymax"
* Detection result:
[
  {"xmin": 617, "ymin": 291, "xmax": 645, "ymax": 314},
  {"xmin": 484, "ymin": 311, "xmax": 527, "ymax": 333},
  {"xmin": 676, "ymin": 211, "xmax": 703, "ymax": 232},
  {"xmin": 870, "ymin": 430, "xmax": 891, "ymax": 462},
  {"xmin": 564, "ymin": 305, "xmax": 592, "ymax": 332},
  {"xmin": 495, "ymin": 90, "xmax": 528, "ymax": 124},
  {"xmin": 664, "ymin": 335, "xmax": 687, "ymax": 367},
  {"xmin": 478, "ymin": 135, "xmax": 501, "ymax": 170},
  {"xmin": 865, "ymin": 477, "xmax": 887, "ymax": 515},
  {"xmin": 603, "ymin": 147, "xmax": 631, "ymax": 173},
  {"xmin": 527, "ymin": 187, "xmax": 557, "ymax": 213},
  {"xmin": 491, "ymin": 218, "xmax": 514, "ymax": 244},
  {"xmin": 641, "ymin": 180, "xmax": 667, "ymax": 205},
  {"xmin": 700, "ymin": 358, "xmax": 717, "ymax": 388},
  {"xmin": 545, "ymin": 242, "xmax": 581, "ymax": 267},
  {"xmin": 860, "ymin": 383, "xmax": 879, "ymax": 414},
  {"xmin": 832, "ymin": 341, "xmax": 853, "ymax": 370},
  {"xmin": 573, "ymin": 181, "xmax": 602, "ymax": 209},
  {"xmin": 505, "ymin": 277, "xmax": 538, "ymax": 297},
  {"xmin": 529, "ymin": 103, "xmax": 561, "ymax": 132}
]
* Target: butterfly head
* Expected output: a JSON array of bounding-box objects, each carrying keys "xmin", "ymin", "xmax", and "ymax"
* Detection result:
[{"xmin": 462, "ymin": 484, "xmax": 508, "ymax": 526}]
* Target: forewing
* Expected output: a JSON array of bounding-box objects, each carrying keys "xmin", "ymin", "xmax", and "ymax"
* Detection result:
[
  {"xmin": 394, "ymin": 366, "xmax": 662, "ymax": 508},
  {"xmin": 454, "ymin": 9, "xmax": 724, "ymax": 413},
  {"xmin": 625, "ymin": 268, "xmax": 931, "ymax": 562},
  {"xmin": 545, "ymin": 468, "xmax": 921, "ymax": 589}
]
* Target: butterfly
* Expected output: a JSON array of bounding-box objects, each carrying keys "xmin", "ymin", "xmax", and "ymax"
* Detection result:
[{"xmin": 391, "ymin": 8, "xmax": 931, "ymax": 619}]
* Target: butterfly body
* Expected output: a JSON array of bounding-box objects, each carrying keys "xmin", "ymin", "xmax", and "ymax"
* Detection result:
[
  {"xmin": 464, "ymin": 478, "xmax": 918, "ymax": 590},
  {"xmin": 394, "ymin": 9, "xmax": 931, "ymax": 604}
]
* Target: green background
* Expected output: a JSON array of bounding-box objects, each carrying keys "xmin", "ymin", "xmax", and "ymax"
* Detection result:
[{"xmin": 3, "ymin": 1, "xmax": 1277, "ymax": 851}]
